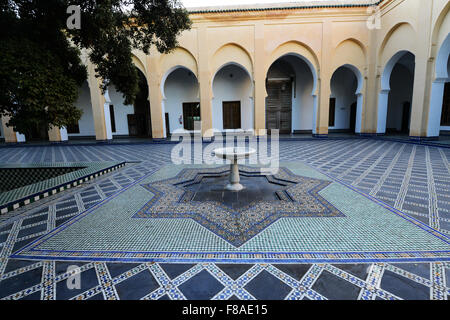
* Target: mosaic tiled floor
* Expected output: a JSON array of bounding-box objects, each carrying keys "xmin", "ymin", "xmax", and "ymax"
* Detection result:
[
  {"xmin": 9, "ymin": 161, "xmax": 449, "ymax": 263},
  {"xmin": 0, "ymin": 162, "xmax": 125, "ymax": 214},
  {"xmin": 0, "ymin": 139, "xmax": 450, "ymax": 300}
]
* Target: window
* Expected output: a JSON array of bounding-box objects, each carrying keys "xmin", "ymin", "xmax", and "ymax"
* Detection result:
[
  {"xmin": 222, "ymin": 101, "xmax": 241, "ymax": 129},
  {"xmin": 329, "ymin": 98, "xmax": 336, "ymax": 127},
  {"xmin": 109, "ymin": 105, "xmax": 116, "ymax": 133},
  {"xmin": 182, "ymin": 103, "xmax": 201, "ymax": 131}
]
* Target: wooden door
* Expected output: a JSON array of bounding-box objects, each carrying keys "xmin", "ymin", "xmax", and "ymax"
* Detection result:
[
  {"xmin": 265, "ymin": 80, "xmax": 292, "ymax": 134},
  {"xmin": 223, "ymin": 101, "xmax": 241, "ymax": 129}
]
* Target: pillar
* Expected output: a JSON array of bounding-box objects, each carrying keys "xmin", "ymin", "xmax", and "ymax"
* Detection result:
[
  {"xmin": 355, "ymin": 75, "xmax": 367, "ymax": 134},
  {"xmin": 48, "ymin": 126, "xmax": 68, "ymax": 142},
  {"xmin": 362, "ymin": 23, "xmax": 379, "ymax": 135},
  {"xmin": 148, "ymin": 54, "xmax": 165, "ymax": 140},
  {"xmin": 409, "ymin": 0, "xmax": 434, "ymax": 139},
  {"xmin": 197, "ymin": 25, "xmax": 213, "ymax": 140},
  {"xmin": 87, "ymin": 63, "xmax": 112, "ymax": 141},
  {"xmin": 315, "ymin": 20, "xmax": 332, "ymax": 137},
  {"xmin": 254, "ymin": 21, "xmax": 267, "ymax": 136}
]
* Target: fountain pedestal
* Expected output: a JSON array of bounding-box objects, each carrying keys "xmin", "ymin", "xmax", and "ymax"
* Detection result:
[{"xmin": 213, "ymin": 147, "xmax": 256, "ymax": 191}]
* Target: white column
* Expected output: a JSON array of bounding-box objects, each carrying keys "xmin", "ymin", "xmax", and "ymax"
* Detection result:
[
  {"xmin": 312, "ymin": 95, "xmax": 319, "ymax": 135},
  {"xmin": 16, "ymin": 132, "xmax": 26, "ymax": 143},
  {"xmin": 103, "ymin": 90, "xmax": 113, "ymax": 140},
  {"xmin": 355, "ymin": 93, "xmax": 364, "ymax": 134},
  {"xmin": 376, "ymin": 89, "xmax": 389, "ymax": 134},
  {"xmin": 427, "ymin": 80, "xmax": 446, "ymax": 137}
]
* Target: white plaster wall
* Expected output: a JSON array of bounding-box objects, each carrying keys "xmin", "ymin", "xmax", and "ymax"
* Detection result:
[
  {"xmin": 386, "ymin": 64, "xmax": 414, "ymax": 131},
  {"xmin": 212, "ymin": 65, "xmax": 253, "ymax": 132},
  {"xmin": 108, "ymin": 85, "xmax": 134, "ymax": 136},
  {"xmin": 284, "ymin": 56, "xmax": 315, "ymax": 132},
  {"xmin": 330, "ymin": 67, "xmax": 358, "ymax": 130},
  {"xmin": 68, "ymin": 82, "xmax": 96, "ymax": 137},
  {"xmin": 164, "ymin": 68, "xmax": 199, "ymax": 133}
]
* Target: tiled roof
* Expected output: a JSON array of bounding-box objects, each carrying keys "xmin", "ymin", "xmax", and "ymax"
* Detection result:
[{"xmin": 188, "ymin": 0, "xmax": 383, "ymax": 13}]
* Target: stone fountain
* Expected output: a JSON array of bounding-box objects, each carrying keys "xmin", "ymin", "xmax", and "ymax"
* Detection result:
[{"xmin": 213, "ymin": 147, "xmax": 256, "ymax": 191}]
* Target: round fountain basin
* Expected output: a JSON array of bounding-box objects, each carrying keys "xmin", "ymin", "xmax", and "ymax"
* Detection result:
[{"xmin": 213, "ymin": 147, "xmax": 256, "ymax": 161}]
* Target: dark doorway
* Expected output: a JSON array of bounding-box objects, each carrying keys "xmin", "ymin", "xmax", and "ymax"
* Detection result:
[
  {"xmin": 128, "ymin": 69, "xmax": 151, "ymax": 137},
  {"xmin": 127, "ymin": 114, "xmax": 145, "ymax": 136},
  {"xmin": 441, "ymin": 82, "xmax": 450, "ymax": 126},
  {"xmin": 328, "ymin": 98, "xmax": 336, "ymax": 127},
  {"xmin": 165, "ymin": 113, "xmax": 170, "ymax": 138},
  {"xmin": 223, "ymin": 101, "xmax": 241, "ymax": 129},
  {"xmin": 183, "ymin": 102, "xmax": 201, "ymax": 131},
  {"xmin": 266, "ymin": 80, "xmax": 292, "ymax": 134},
  {"xmin": 401, "ymin": 101, "xmax": 411, "ymax": 134},
  {"xmin": 67, "ymin": 121, "xmax": 80, "ymax": 134},
  {"xmin": 350, "ymin": 102, "xmax": 357, "ymax": 133},
  {"xmin": 109, "ymin": 105, "xmax": 116, "ymax": 133}
]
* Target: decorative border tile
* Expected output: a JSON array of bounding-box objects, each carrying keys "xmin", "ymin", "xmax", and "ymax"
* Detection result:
[{"xmin": 0, "ymin": 162, "xmax": 126, "ymax": 214}]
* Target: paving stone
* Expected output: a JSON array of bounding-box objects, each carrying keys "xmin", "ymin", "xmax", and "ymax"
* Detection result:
[
  {"xmin": 178, "ymin": 270, "xmax": 225, "ymax": 300},
  {"xmin": 331, "ymin": 264, "xmax": 370, "ymax": 280},
  {"xmin": 0, "ymin": 267, "xmax": 43, "ymax": 299},
  {"xmin": 56, "ymin": 268, "xmax": 99, "ymax": 300},
  {"xmin": 216, "ymin": 264, "xmax": 253, "ymax": 280},
  {"xmin": 391, "ymin": 263, "xmax": 430, "ymax": 280},
  {"xmin": 114, "ymin": 269, "xmax": 159, "ymax": 300},
  {"xmin": 244, "ymin": 270, "xmax": 292, "ymax": 300},
  {"xmin": 380, "ymin": 270, "xmax": 430, "ymax": 300},
  {"xmin": 312, "ymin": 270, "xmax": 361, "ymax": 300},
  {"xmin": 272, "ymin": 264, "xmax": 312, "ymax": 281},
  {"xmin": 159, "ymin": 264, "xmax": 196, "ymax": 280}
]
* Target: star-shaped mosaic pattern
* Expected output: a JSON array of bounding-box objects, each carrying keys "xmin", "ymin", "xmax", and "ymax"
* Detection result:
[{"xmin": 135, "ymin": 166, "xmax": 344, "ymax": 247}]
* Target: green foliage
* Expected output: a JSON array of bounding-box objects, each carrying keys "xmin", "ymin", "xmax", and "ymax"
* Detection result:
[{"xmin": 0, "ymin": 0, "xmax": 191, "ymax": 137}]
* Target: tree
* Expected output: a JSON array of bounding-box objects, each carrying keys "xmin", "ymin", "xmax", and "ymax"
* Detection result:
[{"xmin": 0, "ymin": 0, "xmax": 191, "ymax": 139}]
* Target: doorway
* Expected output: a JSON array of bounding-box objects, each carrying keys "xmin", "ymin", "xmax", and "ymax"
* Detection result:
[
  {"xmin": 182, "ymin": 102, "xmax": 201, "ymax": 131},
  {"xmin": 401, "ymin": 101, "xmax": 411, "ymax": 133},
  {"xmin": 223, "ymin": 101, "xmax": 241, "ymax": 129},
  {"xmin": 165, "ymin": 113, "xmax": 170, "ymax": 138},
  {"xmin": 441, "ymin": 82, "xmax": 450, "ymax": 126},
  {"xmin": 266, "ymin": 80, "xmax": 292, "ymax": 134},
  {"xmin": 350, "ymin": 102, "xmax": 357, "ymax": 133},
  {"xmin": 127, "ymin": 68, "xmax": 151, "ymax": 137}
]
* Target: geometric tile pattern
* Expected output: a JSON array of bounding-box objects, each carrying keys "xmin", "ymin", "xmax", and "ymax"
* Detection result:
[
  {"xmin": 1, "ymin": 260, "xmax": 449, "ymax": 300},
  {"xmin": 278, "ymin": 140, "xmax": 450, "ymax": 236},
  {"xmin": 136, "ymin": 166, "xmax": 343, "ymax": 246},
  {"xmin": 0, "ymin": 167, "xmax": 82, "ymax": 192},
  {"xmin": 0, "ymin": 162, "xmax": 125, "ymax": 214},
  {"xmin": 0, "ymin": 139, "xmax": 449, "ymax": 299},
  {"xmin": 9, "ymin": 161, "xmax": 450, "ymax": 263}
]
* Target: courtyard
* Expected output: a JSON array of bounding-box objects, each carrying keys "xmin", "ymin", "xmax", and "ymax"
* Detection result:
[{"xmin": 0, "ymin": 137, "xmax": 449, "ymax": 300}]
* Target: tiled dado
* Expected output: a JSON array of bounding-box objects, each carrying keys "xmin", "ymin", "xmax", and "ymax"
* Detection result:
[{"xmin": 0, "ymin": 162, "xmax": 126, "ymax": 215}]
